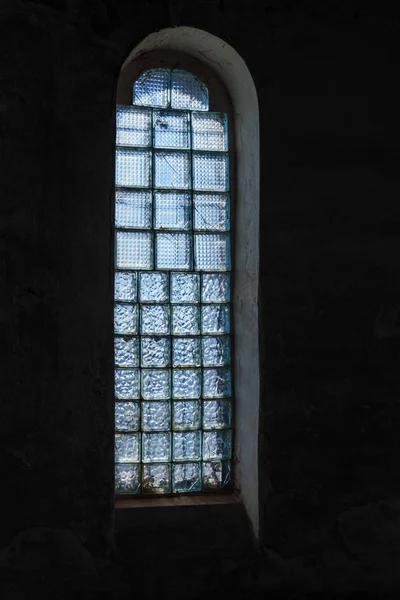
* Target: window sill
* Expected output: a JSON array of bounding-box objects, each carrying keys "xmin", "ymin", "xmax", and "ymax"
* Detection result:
[
  {"xmin": 115, "ymin": 492, "xmax": 256, "ymax": 560},
  {"xmin": 115, "ymin": 492, "xmax": 240, "ymax": 509}
]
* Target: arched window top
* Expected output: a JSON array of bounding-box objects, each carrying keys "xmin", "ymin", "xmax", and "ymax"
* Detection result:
[{"xmin": 133, "ymin": 68, "xmax": 209, "ymax": 111}]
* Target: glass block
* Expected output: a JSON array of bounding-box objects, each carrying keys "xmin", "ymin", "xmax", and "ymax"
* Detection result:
[
  {"xmin": 142, "ymin": 463, "xmax": 171, "ymax": 494},
  {"xmin": 193, "ymin": 193, "xmax": 230, "ymax": 231},
  {"xmin": 142, "ymin": 402, "xmax": 171, "ymax": 431},
  {"xmin": 172, "ymin": 305, "xmax": 200, "ymax": 335},
  {"xmin": 172, "ymin": 463, "xmax": 201, "ymax": 493},
  {"xmin": 201, "ymin": 274, "xmax": 230, "ymax": 303},
  {"xmin": 173, "ymin": 431, "xmax": 201, "ymax": 461},
  {"xmin": 133, "ymin": 69, "xmax": 169, "ymax": 108},
  {"xmin": 116, "ymin": 231, "xmax": 153, "ymax": 270},
  {"xmin": 114, "ymin": 336, "xmax": 139, "ymax": 367},
  {"xmin": 115, "ymin": 271, "xmax": 137, "ymax": 302},
  {"xmin": 170, "ymin": 273, "xmax": 200, "ymax": 303},
  {"xmin": 194, "ymin": 234, "xmax": 230, "ymax": 271},
  {"xmin": 115, "ymin": 433, "xmax": 140, "ymax": 462},
  {"xmin": 203, "ymin": 430, "xmax": 232, "ymax": 460},
  {"xmin": 116, "ymin": 105, "xmax": 151, "ymax": 147},
  {"xmin": 192, "ymin": 112, "xmax": 228, "ymax": 151},
  {"xmin": 141, "ymin": 337, "xmax": 170, "ymax": 367},
  {"xmin": 203, "ymin": 368, "xmax": 231, "ymax": 398},
  {"xmin": 141, "ymin": 369, "xmax": 170, "ymax": 400},
  {"xmin": 139, "ymin": 272, "xmax": 169, "ymax": 303},
  {"xmin": 202, "ymin": 336, "xmax": 230, "ymax": 367},
  {"xmin": 141, "ymin": 305, "xmax": 170, "ymax": 335},
  {"xmin": 115, "ymin": 148, "xmax": 151, "ymax": 188},
  {"xmin": 156, "ymin": 233, "xmax": 192, "ymax": 270},
  {"xmin": 115, "ymin": 368, "xmax": 140, "ymax": 399},
  {"xmin": 153, "ymin": 110, "xmax": 190, "ymax": 149},
  {"xmin": 154, "ymin": 151, "xmax": 191, "ymax": 189},
  {"xmin": 115, "ymin": 190, "xmax": 152, "ymax": 229},
  {"xmin": 172, "ymin": 369, "xmax": 201, "ymax": 399},
  {"xmin": 114, "ymin": 303, "xmax": 138, "ymax": 334},
  {"xmin": 203, "ymin": 460, "xmax": 231, "ymax": 490},
  {"xmin": 115, "ymin": 464, "xmax": 140, "ymax": 494},
  {"xmin": 171, "ymin": 70, "xmax": 209, "ymax": 111},
  {"xmin": 203, "ymin": 400, "xmax": 232, "ymax": 429},
  {"xmin": 154, "ymin": 192, "xmax": 191, "ymax": 230},
  {"xmin": 201, "ymin": 304, "xmax": 230, "ymax": 334},
  {"xmin": 172, "ymin": 401, "xmax": 201, "ymax": 430},
  {"xmin": 172, "ymin": 337, "xmax": 201, "ymax": 367},
  {"xmin": 193, "ymin": 152, "xmax": 229, "ymax": 192},
  {"xmin": 142, "ymin": 432, "xmax": 171, "ymax": 462},
  {"xmin": 115, "ymin": 401, "xmax": 140, "ymax": 432}
]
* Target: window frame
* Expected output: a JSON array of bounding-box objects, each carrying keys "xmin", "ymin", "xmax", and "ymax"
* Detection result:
[
  {"xmin": 115, "ymin": 57, "xmax": 236, "ymax": 499},
  {"xmin": 114, "ymin": 27, "xmax": 262, "ymax": 544}
]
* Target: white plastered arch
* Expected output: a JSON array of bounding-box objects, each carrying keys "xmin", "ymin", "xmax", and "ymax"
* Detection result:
[{"xmin": 120, "ymin": 27, "xmax": 260, "ymax": 540}]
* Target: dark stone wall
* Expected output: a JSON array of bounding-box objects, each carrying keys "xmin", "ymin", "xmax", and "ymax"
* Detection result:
[{"xmin": 1, "ymin": 0, "xmax": 400, "ymax": 594}]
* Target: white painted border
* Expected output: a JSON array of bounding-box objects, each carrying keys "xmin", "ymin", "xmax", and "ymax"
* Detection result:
[{"xmin": 120, "ymin": 27, "xmax": 260, "ymax": 540}]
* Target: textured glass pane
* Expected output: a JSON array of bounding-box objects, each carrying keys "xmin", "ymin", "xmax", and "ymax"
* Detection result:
[
  {"xmin": 140, "ymin": 305, "xmax": 170, "ymax": 335},
  {"xmin": 139, "ymin": 272, "xmax": 169, "ymax": 302},
  {"xmin": 153, "ymin": 110, "xmax": 190, "ymax": 149},
  {"xmin": 114, "ymin": 303, "xmax": 138, "ymax": 335},
  {"xmin": 193, "ymin": 193, "xmax": 230, "ymax": 231},
  {"xmin": 192, "ymin": 152, "xmax": 229, "ymax": 192},
  {"xmin": 115, "ymin": 148, "xmax": 151, "ymax": 188},
  {"xmin": 156, "ymin": 233, "xmax": 192, "ymax": 270},
  {"xmin": 203, "ymin": 460, "xmax": 231, "ymax": 489},
  {"xmin": 172, "ymin": 369, "xmax": 201, "ymax": 399},
  {"xmin": 115, "ymin": 464, "xmax": 140, "ymax": 494},
  {"xmin": 172, "ymin": 338, "xmax": 201, "ymax": 367},
  {"xmin": 133, "ymin": 69, "xmax": 169, "ymax": 108},
  {"xmin": 116, "ymin": 106, "xmax": 151, "ymax": 147},
  {"xmin": 141, "ymin": 337, "xmax": 170, "ymax": 368},
  {"xmin": 203, "ymin": 430, "xmax": 232, "ymax": 460},
  {"xmin": 142, "ymin": 463, "xmax": 171, "ymax": 493},
  {"xmin": 173, "ymin": 431, "xmax": 201, "ymax": 461},
  {"xmin": 114, "ymin": 336, "xmax": 139, "ymax": 367},
  {"xmin": 201, "ymin": 304, "xmax": 230, "ymax": 334},
  {"xmin": 172, "ymin": 463, "xmax": 201, "ymax": 493},
  {"xmin": 192, "ymin": 112, "xmax": 228, "ymax": 151},
  {"xmin": 142, "ymin": 432, "xmax": 171, "ymax": 462},
  {"xmin": 115, "ymin": 271, "xmax": 137, "ymax": 302},
  {"xmin": 171, "ymin": 70, "xmax": 209, "ymax": 111},
  {"xmin": 154, "ymin": 192, "xmax": 191, "ymax": 230},
  {"xmin": 115, "ymin": 401, "xmax": 140, "ymax": 432},
  {"xmin": 170, "ymin": 273, "xmax": 200, "ymax": 303},
  {"xmin": 194, "ymin": 234, "xmax": 230, "ymax": 271},
  {"xmin": 142, "ymin": 402, "xmax": 171, "ymax": 431},
  {"xmin": 172, "ymin": 305, "xmax": 200, "ymax": 335},
  {"xmin": 154, "ymin": 151, "xmax": 191, "ymax": 189},
  {"xmin": 116, "ymin": 231, "xmax": 153, "ymax": 270},
  {"xmin": 115, "ymin": 190, "xmax": 152, "ymax": 229},
  {"xmin": 115, "ymin": 368, "xmax": 140, "ymax": 399},
  {"xmin": 203, "ymin": 400, "xmax": 232, "ymax": 430},
  {"xmin": 203, "ymin": 368, "xmax": 231, "ymax": 398},
  {"xmin": 202, "ymin": 336, "xmax": 230, "ymax": 367},
  {"xmin": 141, "ymin": 369, "xmax": 170, "ymax": 400},
  {"xmin": 115, "ymin": 433, "xmax": 140, "ymax": 462},
  {"xmin": 201, "ymin": 274, "xmax": 230, "ymax": 303},
  {"xmin": 172, "ymin": 401, "xmax": 201, "ymax": 431}
]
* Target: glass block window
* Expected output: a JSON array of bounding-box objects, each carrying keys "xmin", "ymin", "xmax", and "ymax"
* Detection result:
[{"xmin": 114, "ymin": 69, "xmax": 232, "ymax": 496}]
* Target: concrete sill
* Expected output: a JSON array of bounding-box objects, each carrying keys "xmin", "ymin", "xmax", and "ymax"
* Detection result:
[
  {"xmin": 115, "ymin": 493, "xmax": 256, "ymax": 561},
  {"xmin": 115, "ymin": 492, "xmax": 240, "ymax": 509}
]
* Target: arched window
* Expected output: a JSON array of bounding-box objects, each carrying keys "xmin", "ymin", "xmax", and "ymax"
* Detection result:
[
  {"xmin": 113, "ymin": 28, "xmax": 261, "ymax": 541},
  {"xmin": 114, "ymin": 66, "xmax": 233, "ymax": 495}
]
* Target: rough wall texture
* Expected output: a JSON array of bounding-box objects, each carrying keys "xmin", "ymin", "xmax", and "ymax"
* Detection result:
[{"xmin": 1, "ymin": 0, "xmax": 400, "ymax": 595}]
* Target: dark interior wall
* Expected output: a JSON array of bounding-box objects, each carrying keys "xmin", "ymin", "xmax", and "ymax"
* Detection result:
[{"xmin": 1, "ymin": 0, "xmax": 400, "ymax": 571}]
